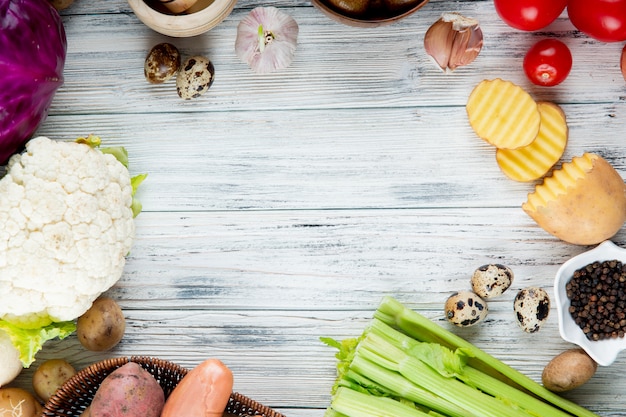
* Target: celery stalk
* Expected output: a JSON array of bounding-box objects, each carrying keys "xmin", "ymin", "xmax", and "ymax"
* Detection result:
[
  {"xmin": 357, "ymin": 332, "xmax": 535, "ymax": 417},
  {"xmin": 367, "ymin": 318, "xmax": 574, "ymax": 417},
  {"xmin": 374, "ymin": 296, "xmax": 600, "ymax": 417},
  {"xmin": 331, "ymin": 387, "xmax": 433, "ymax": 417},
  {"xmin": 345, "ymin": 356, "xmax": 471, "ymax": 417}
]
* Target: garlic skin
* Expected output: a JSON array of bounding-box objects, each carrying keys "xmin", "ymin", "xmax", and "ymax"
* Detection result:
[
  {"xmin": 424, "ymin": 12, "xmax": 483, "ymax": 72},
  {"xmin": 235, "ymin": 7, "xmax": 299, "ymax": 74}
]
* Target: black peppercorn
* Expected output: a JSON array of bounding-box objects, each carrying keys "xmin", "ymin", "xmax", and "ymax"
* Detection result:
[{"xmin": 567, "ymin": 259, "xmax": 626, "ymax": 341}]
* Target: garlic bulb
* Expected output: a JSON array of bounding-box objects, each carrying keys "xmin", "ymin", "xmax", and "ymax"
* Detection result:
[
  {"xmin": 424, "ymin": 12, "xmax": 483, "ymax": 72},
  {"xmin": 235, "ymin": 7, "xmax": 299, "ymax": 74}
]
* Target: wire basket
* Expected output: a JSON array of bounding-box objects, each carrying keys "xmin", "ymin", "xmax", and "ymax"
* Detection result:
[{"xmin": 42, "ymin": 356, "xmax": 286, "ymax": 417}]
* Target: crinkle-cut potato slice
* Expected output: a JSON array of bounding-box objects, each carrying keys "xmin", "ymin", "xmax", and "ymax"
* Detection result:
[
  {"xmin": 522, "ymin": 153, "xmax": 626, "ymax": 245},
  {"xmin": 467, "ymin": 78, "xmax": 541, "ymax": 149},
  {"xmin": 496, "ymin": 101, "xmax": 568, "ymax": 182}
]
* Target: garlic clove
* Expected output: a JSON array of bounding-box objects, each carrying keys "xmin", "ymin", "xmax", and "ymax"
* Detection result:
[{"xmin": 424, "ymin": 12, "xmax": 483, "ymax": 72}]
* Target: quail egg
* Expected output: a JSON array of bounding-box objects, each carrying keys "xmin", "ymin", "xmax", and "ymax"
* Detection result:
[
  {"xmin": 514, "ymin": 287, "xmax": 550, "ymax": 333},
  {"xmin": 445, "ymin": 290, "xmax": 488, "ymax": 327},
  {"xmin": 471, "ymin": 264, "xmax": 514, "ymax": 299},
  {"xmin": 176, "ymin": 56, "xmax": 215, "ymax": 100},
  {"xmin": 144, "ymin": 43, "xmax": 181, "ymax": 84}
]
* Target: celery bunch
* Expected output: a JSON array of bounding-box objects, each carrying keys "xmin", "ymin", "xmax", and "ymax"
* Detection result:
[{"xmin": 321, "ymin": 296, "xmax": 599, "ymax": 417}]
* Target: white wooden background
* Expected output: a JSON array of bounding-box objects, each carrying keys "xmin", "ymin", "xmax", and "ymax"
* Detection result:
[{"xmin": 8, "ymin": 0, "xmax": 626, "ymax": 415}]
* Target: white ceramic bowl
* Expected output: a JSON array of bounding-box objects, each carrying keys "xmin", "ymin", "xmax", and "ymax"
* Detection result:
[
  {"xmin": 554, "ymin": 240, "xmax": 626, "ymax": 366},
  {"xmin": 128, "ymin": 0, "xmax": 237, "ymax": 37}
]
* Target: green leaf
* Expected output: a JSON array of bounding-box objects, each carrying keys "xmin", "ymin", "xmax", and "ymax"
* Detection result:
[
  {"xmin": 131, "ymin": 173, "xmax": 148, "ymax": 196},
  {"xmin": 0, "ymin": 320, "xmax": 76, "ymax": 367},
  {"xmin": 101, "ymin": 146, "xmax": 129, "ymax": 168}
]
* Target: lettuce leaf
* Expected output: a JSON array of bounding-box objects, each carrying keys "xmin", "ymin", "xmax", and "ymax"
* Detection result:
[{"xmin": 0, "ymin": 319, "xmax": 76, "ymax": 367}]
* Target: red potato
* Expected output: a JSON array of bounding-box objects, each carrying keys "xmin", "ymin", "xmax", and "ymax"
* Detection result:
[
  {"xmin": 161, "ymin": 359, "xmax": 234, "ymax": 417},
  {"xmin": 90, "ymin": 362, "xmax": 164, "ymax": 417}
]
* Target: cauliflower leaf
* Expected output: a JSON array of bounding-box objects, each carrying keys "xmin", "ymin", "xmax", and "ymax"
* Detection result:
[{"xmin": 0, "ymin": 320, "xmax": 75, "ymax": 367}]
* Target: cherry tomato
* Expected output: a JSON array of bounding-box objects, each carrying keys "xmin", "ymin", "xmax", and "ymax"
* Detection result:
[
  {"xmin": 523, "ymin": 39, "xmax": 572, "ymax": 87},
  {"xmin": 568, "ymin": 0, "xmax": 626, "ymax": 43},
  {"xmin": 493, "ymin": 0, "xmax": 567, "ymax": 31}
]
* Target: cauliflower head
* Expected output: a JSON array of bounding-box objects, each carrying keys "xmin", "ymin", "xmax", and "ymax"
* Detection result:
[{"xmin": 0, "ymin": 137, "xmax": 136, "ymax": 328}]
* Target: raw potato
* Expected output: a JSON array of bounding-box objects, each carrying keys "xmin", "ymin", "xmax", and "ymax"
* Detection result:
[
  {"xmin": 90, "ymin": 362, "xmax": 164, "ymax": 417},
  {"xmin": 466, "ymin": 78, "xmax": 540, "ymax": 149},
  {"xmin": 522, "ymin": 153, "xmax": 626, "ymax": 245},
  {"xmin": 542, "ymin": 348, "xmax": 597, "ymax": 392},
  {"xmin": 0, "ymin": 387, "xmax": 42, "ymax": 417},
  {"xmin": 496, "ymin": 101, "xmax": 568, "ymax": 182},
  {"xmin": 32, "ymin": 358, "xmax": 76, "ymax": 401},
  {"xmin": 77, "ymin": 297, "xmax": 126, "ymax": 352}
]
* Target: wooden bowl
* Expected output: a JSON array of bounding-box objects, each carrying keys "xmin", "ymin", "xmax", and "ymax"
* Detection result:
[
  {"xmin": 128, "ymin": 0, "xmax": 237, "ymax": 37},
  {"xmin": 311, "ymin": 0, "xmax": 429, "ymax": 28},
  {"xmin": 42, "ymin": 356, "xmax": 286, "ymax": 417}
]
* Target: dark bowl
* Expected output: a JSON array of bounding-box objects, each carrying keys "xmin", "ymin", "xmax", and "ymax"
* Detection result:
[
  {"xmin": 311, "ymin": 0, "xmax": 429, "ymax": 28},
  {"xmin": 42, "ymin": 356, "xmax": 286, "ymax": 417}
]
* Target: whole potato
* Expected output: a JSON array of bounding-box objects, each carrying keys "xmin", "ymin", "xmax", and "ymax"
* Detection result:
[
  {"xmin": 0, "ymin": 387, "xmax": 42, "ymax": 417},
  {"xmin": 542, "ymin": 348, "xmax": 597, "ymax": 392},
  {"xmin": 90, "ymin": 362, "xmax": 164, "ymax": 417},
  {"xmin": 77, "ymin": 297, "xmax": 126, "ymax": 352},
  {"xmin": 32, "ymin": 358, "xmax": 76, "ymax": 401}
]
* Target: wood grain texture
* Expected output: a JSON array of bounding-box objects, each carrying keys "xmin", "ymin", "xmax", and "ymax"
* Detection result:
[{"xmin": 6, "ymin": 0, "xmax": 626, "ymax": 415}]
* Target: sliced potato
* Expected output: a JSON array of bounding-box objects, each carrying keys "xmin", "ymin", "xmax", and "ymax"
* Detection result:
[
  {"xmin": 466, "ymin": 78, "xmax": 540, "ymax": 149},
  {"xmin": 522, "ymin": 153, "xmax": 626, "ymax": 245},
  {"xmin": 496, "ymin": 101, "xmax": 568, "ymax": 182}
]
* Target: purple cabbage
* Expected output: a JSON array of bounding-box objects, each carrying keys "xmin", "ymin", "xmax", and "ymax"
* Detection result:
[{"xmin": 0, "ymin": 0, "xmax": 67, "ymax": 164}]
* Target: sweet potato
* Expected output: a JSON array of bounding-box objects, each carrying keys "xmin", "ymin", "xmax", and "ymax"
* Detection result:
[
  {"xmin": 161, "ymin": 359, "xmax": 233, "ymax": 417},
  {"xmin": 90, "ymin": 362, "xmax": 164, "ymax": 417}
]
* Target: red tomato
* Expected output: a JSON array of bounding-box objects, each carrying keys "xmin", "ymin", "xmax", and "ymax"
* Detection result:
[
  {"xmin": 523, "ymin": 39, "xmax": 572, "ymax": 87},
  {"xmin": 494, "ymin": 0, "xmax": 567, "ymax": 31},
  {"xmin": 568, "ymin": 0, "xmax": 626, "ymax": 42}
]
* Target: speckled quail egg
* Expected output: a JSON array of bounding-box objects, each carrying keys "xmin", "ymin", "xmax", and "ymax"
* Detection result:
[
  {"xmin": 471, "ymin": 264, "xmax": 514, "ymax": 299},
  {"xmin": 445, "ymin": 290, "xmax": 488, "ymax": 327},
  {"xmin": 514, "ymin": 287, "xmax": 550, "ymax": 333},
  {"xmin": 144, "ymin": 43, "xmax": 181, "ymax": 84},
  {"xmin": 176, "ymin": 56, "xmax": 215, "ymax": 100}
]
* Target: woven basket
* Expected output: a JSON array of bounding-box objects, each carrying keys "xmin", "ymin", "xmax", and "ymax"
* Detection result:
[{"xmin": 42, "ymin": 356, "xmax": 286, "ymax": 417}]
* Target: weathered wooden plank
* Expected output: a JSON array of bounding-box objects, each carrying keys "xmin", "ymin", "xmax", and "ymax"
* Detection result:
[
  {"xmin": 5, "ymin": 0, "xmax": 626, "ymax": 415},
  {"xmin": 81, "ymin": 208, "xmax": 621, "ymax": 312},
  {"xmin": 34, "ymin": 101, "xmax": 626, "ymax": 212},
  {"xmin": 49, "ymin": 1, "xmax": 626, "ymax": 118}
]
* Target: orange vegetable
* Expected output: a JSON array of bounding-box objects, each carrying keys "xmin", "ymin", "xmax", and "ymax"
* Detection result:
[{"xmin": 161, "ymin": 359, "xmax": 234, "ymax": 417}]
